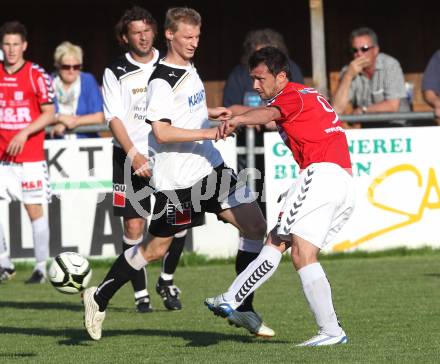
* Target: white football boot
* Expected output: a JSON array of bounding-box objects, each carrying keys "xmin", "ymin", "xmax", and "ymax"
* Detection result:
[
  {"xmin": 205, "ymin": 295, "xmax": 275, "ymax": 338},
  {"xmin": 82, "ymin": 286, "xmax": 106, "ymax": 340},
  {"xmin": 296, "ymin": 330, "xmax": 348, "ymax": 346}
]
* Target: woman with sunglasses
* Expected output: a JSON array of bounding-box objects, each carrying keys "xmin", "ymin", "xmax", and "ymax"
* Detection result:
[{"xmin": 50, "ymin": 41, "xmax": 104, "ymax": 138}]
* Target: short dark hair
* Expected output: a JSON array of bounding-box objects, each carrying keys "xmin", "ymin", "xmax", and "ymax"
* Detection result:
[
  {"xmin": 249, "ymin": 46, "xmax": 291, "ymax": 80},
  {"xmin": 115, "ymin": 6, "xmax": 157, "ymax": 47},
  {"xmin": 350, "ymin": 27, "xmax": 379, "ymax": 46},
  {"xmin": 0, "ymin": 21, "xmax": 27, "ymax": 42}
]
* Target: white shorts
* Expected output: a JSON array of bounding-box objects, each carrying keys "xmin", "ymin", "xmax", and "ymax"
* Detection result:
[
  {"xmin": 0, "ymin": 160, "xmax": 51, "ymax": 204},
  {"xmin": 276, "ymin": 162, "xmax": 355, "ymax": 249}
]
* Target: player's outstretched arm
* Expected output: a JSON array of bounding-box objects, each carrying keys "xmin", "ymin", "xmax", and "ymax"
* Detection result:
[
  {"xmin": 233, "ymin": 106, "xmax": 281, "ymax": 126},
  {"xmin": 222, "ymin": 106, "xmax": 280, "ymax": 138},
  {"xmin": 151, "ymin": 120, "xmax": 220, "ymax": 144}
]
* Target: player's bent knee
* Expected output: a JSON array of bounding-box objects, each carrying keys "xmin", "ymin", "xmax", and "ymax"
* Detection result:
[
  {"xmin": 290, "ymin": 247, "xmax": 318, "ymax": 270},
  {"xmin": 124, "ymin": 217, "xmax": 145, "ymax": 234}
]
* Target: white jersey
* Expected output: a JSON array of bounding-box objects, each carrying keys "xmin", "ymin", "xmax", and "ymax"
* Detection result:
[
  {"xmin": 146, "ymin": 60, "xmax": 223, "ymax": 191},
  {"xmin": 102, "ymin": 50, "xmax": 160, "ymax": 155}
]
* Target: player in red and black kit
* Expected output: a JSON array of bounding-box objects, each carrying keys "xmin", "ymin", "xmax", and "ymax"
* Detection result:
[
  {"xmin": 205, "ymin": 46, "xmax": 355, "ymax": 346},
  {"xmin": 0, "ymin": 21, "xmax": 55, "ymax": 283}
]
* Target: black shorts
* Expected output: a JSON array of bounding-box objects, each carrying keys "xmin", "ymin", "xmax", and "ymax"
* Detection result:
[
  {"xmin": 112, "ymin": 146, "xmax": 152, "ymax": 218},
  {"xmin": 149, "ymin": 163, "xmax": 244, "ymax": 237}
]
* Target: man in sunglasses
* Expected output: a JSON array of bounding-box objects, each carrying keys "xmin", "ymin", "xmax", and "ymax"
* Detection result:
[{"xmin": 333, "ymin": 27, "xmax": 410, "ymax": 128}]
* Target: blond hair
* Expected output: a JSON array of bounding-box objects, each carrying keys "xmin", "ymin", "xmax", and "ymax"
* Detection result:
[
  {"xmin": 164, "ymin": 7, "xmax": 201, "ymax": 33},
  {"xmin": 53, "ymin": 41, "xmax": 83, "ymax": 66}
]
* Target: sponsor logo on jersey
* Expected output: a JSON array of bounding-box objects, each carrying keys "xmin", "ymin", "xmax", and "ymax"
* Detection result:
[
  {"xmin": 188, "ymin": 89, "xmax": 205, "ymax": 111},
  {"xmin": 113, "ymin": 183, "xmax": 126, "ymax": 207},
  {"xmin": 168, "ymin": 71, "xmax": 178, "ymax": 78},
  {"xmin": 167, "ymin": 201, "xmax": 192, "ymax": 225},
  {"xmin": 22, "ymin": 180, "xmax": 43, "ymax": 191},
  {"xmin": 132, "ymin": 86, "xmax": 147, "ymax": 95},
  {"xmin": 117, "ymin": 66, "xmax": 127, "ymax": 73},
  {"xmin": 14, "ymin": 91, "xmax": 23, "ymax": 101},
  {"xmin": 0, "ymin": 107, "xmax": 32, "ymax": 122}
]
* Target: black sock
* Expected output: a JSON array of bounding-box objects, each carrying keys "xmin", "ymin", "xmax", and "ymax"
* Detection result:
[
  {"xmin": 123, "ymin": 242, "xmax": 147, "ymax": 295},
  {"xmin": 157, "ymin": 277, "xmax": 173, "ymax": 286},
  {"xmin": 162, "ymin": 235, "xmax": 186, "ymax": 275},
  {"xmin": 235, "ymin": 249, "xmax": 259, "ymax": 312},
  {"xmin": 94, "ymin": 254, "xmax": 137, "ymax": 311}
]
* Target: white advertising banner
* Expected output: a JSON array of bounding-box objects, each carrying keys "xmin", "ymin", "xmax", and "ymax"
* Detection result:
[
  {"xmin": 0, "ymin": 137, "xmax": 238, "ymax": 259},
  {"xmin": 264, "ymin": 127, "xmax": 440, "ymax": 252}
]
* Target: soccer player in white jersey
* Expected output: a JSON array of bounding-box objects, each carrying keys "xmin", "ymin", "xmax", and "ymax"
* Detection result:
[
  {"xmin": 205, "ymin": 47, "xmax": 355, "ymax": 346},
  {"xmin": 82, "ymin": 7, "xmax": 274, "ymax": 341},
  {"xmin": 102, "ymin": 6, "xmax": 187, "ymax": 312}
]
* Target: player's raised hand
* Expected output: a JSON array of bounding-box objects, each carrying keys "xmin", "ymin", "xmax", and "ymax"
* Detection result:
[{"xmin": 6, "ymin": 129, "xmax": 29, "ymax": 156}]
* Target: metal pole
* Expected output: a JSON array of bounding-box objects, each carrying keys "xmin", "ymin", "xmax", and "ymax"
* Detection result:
[{"xmin": 309, "ymin": 0, "xmax": 328, "ymax": 97}]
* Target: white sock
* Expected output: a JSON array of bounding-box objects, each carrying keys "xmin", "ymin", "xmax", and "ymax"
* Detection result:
[
  {"xmin": 298, "ymin": 262, "xmax": 342, "ymax": 337},
  {"xmin": 32, "ymin": 215, "xmax": 49, "ymax": 267},
  {"xmin": 223, "ymin": 245, "xmax": 282, "ymax": 309},
  {"xmin": 124, "ymin": 244, "xmax": 148, "ymax": 270},
  {"xmin": 134, "ymin": 289, "xmax": 149, "ymax": 300},
  {"xmin": 36, "ymin": 261, "xmax": 47, "ymax": 275},
  {"xmin": 238, "ymin": 236, "xmax": 264, "ymax": 253},
  {"xmin": 0, "ymin": 222, "xmax": 14, "ymax": 269},
  {"xmin": 160, "ymin": 272, "xmax": 174, "ymax": 281},
  {"xmin": 123, "ymin": 235, "xmax": 143, "ymax": 245}
]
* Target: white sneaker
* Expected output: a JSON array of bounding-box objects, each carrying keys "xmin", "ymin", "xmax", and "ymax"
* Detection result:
[
  {"xmin": 204, "ymin": 295, "xmax": 235, "ymax": 317},
  {"xmin": 82, "ymin": 286, "xmax": 106, "ymax": 341},
  {"xmin": 228, "ymin": 311, "xmax": 275, "ymax": 338},
  {"xmin": 296, "ymin": 330, "xmax": 348, "ymax": 346}
]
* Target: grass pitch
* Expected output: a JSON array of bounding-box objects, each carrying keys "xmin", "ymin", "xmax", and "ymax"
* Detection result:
[{"xmin": 1, "ymin": 252, "xmax": 440, "ymax": 363}]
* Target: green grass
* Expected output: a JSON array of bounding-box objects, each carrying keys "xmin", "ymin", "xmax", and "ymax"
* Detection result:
[{"xmin": 1, "ymin": 253, "xmax": 440, "ymax": 363}]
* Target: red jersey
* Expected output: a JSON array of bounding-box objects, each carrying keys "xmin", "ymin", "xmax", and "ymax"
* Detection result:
[
  {"xmin": 268, "ymin": 82, "xmax": 351, "ymax": 171},
  {"xmin": 0, "ymin": 61, "xmax": 54, "ymax": 162}
]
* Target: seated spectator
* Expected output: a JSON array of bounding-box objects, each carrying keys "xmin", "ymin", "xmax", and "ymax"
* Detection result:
[
  {"xmin": 333, "ymin": 27, "xmax": 410, "ymax": 128},
  {"xmin": 50, "ymin": 41, "xmax": 104, "ymax": 138},
  {"xmin": 422, "ymin": 49, "xmax": 440, "ymax": 125},
  {"xmin": 224, "ymin": 28, "xmax": 303, "ymax": 117}
]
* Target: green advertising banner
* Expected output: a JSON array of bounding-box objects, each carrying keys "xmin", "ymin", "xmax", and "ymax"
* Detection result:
[{"xmin": 264, "ymin": 127, "xmax": 440, "ymax": 252}]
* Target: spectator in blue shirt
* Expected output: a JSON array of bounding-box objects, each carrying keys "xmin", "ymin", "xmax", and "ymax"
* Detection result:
[
  {"xmin": 224, "ymin": 28, "xmax": 304, "ymax": 113},
  {"xmin": 50, "ymin": 41, "xmax": 104, "ymax": 138}
]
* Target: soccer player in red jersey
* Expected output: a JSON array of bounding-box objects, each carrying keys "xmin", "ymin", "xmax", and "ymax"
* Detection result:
[
  {"xmin": 0, "ymin": 21, "xmax": 55, "ymax": 283},
  {"xmin": 205, "ymin": 46, "xmax": 355, "ymax": 346}
]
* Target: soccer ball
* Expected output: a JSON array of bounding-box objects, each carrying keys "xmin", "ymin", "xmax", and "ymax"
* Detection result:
[{"xmin": 48, "ymin": 252, "xmax": 92, "ymax": 294}]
